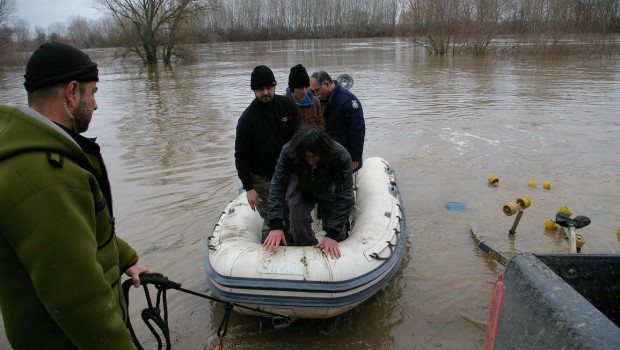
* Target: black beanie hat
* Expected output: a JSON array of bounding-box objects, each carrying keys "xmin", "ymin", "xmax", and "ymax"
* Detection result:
[
  {"xmin": 288, "ymin": 64, "xmax": 310, "ymax": 89},
  {"xmin": 24, "ymin": 41, "xmax": 99, "ymax": 92},
  {"xmin": 250, "ymin": 65, "xmax": 277, "ymax": 90}
]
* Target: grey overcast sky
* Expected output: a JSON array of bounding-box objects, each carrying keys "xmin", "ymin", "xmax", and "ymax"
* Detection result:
[{"xmin": 14, "ymin": 0, "xmax": 102, "ymax": 29}]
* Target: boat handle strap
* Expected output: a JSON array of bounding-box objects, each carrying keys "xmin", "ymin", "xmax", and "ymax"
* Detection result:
[{"xmin": 370, "ymin": 240, "xmax": 395, "ymax": 260}]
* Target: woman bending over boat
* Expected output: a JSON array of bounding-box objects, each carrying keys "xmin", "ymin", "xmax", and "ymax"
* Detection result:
[{"xmin": 264, "ymin": 126, "xmax": 354, "ymax": 259}]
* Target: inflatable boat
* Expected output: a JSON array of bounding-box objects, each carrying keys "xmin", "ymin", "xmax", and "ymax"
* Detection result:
[{"xmin": 204, "ymin": 157, "xmax": 407, "ymax": 319}]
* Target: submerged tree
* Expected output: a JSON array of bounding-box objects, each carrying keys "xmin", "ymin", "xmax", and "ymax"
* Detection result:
[
  {"xmin": 403, "ymin": 0, "xmax": 508, "ymax": 55},
  {"xmin": 95, "ymin": 0, "xmax": 219, "ymax": 64},
  {"xmin": 404, "ymin": 0, "xmax": 464, "ymax": 55},
  {"xmin": 463, "ymin": 0, "xmax": 506, "ymax": 55}
]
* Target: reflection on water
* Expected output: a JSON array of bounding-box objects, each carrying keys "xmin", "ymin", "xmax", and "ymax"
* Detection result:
[{"xmin": 1, "ymin": 37, "xmax": 619, "ymax": 349}]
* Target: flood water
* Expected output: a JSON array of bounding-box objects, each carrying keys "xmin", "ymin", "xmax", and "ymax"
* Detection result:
[{"xmin": 1, "ymin": 37, "xmax": 619, "ymax": 349}]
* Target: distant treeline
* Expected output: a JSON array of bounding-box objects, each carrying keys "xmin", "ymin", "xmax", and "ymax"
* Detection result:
[
  {"xmin": 1, "ymin": 0, "xmax": 619, "ymax": 61},
  {"xmin": 404, "ymin": 0, "xmax": 620, "ymax": 55},
  {"xmin": 204, "ymin": 0, "xmax": 401, "ymax": 40}
]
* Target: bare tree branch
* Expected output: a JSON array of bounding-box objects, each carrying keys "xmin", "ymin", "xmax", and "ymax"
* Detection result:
[
  {"xmin": 95, "ymin": 0, "xmax": 219, "ymax": 64},
  {"xmin": 0, "ymin": 0, "xmax": 16, "ymax": 27}
]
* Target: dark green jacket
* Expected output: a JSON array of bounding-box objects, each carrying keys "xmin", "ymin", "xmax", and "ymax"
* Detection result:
[{"xmin": 0, "ymin": 105, "xmax": 138, "ymax": 349}]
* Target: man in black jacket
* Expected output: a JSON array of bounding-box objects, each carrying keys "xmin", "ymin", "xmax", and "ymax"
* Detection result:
[
  {"xmin": 235, "ymin": 65, "xmax": 301, "ymax": 240},
  {"xmin": 264, "ymin": 126, "xmax": 354, "ymax": 259}
]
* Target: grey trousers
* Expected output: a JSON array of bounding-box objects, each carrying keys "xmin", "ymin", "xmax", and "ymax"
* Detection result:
[{"xmin": 287, "ymin": 176, "xmax": 346, "ymax": 246}]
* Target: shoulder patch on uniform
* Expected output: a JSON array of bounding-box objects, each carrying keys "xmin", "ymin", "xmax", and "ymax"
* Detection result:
[
  {"xmin": 46, "ymin": 152, "xmax": 64, "ymax": 168},
  {"xmin": 351, "ymin": 100, "xmax": 359, "ymax": 109}
]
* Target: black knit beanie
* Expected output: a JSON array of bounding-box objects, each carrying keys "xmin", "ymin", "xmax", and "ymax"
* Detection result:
[
  {"xmin": 288, "ymin": 64, "xmax": 310, "ymax": 89},
  {"xmin": 250, "ymin": 65, "xmax": 277, "ymax": 90},
  {"xmin": 24, "ymin": 41, "xmax": 99, "ymax": 92}
]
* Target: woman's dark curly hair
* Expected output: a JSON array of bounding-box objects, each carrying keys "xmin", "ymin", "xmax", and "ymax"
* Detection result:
[{"xmin": 287, "ymin": 126, "xmax": 338, "ymax": 168}]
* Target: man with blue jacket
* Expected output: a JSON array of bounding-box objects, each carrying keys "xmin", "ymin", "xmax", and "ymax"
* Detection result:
[{"xmin": 310, "ymin": 71, "xmax": 365, "ymax": 172}]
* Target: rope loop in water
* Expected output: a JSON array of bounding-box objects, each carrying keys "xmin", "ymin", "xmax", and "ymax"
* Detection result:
[{"xmin": 123, "ymin": 272, "xmax": 292, "ymax": 349}]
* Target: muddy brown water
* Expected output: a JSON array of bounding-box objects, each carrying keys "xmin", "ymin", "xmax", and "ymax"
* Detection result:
[{"xmin": 1, "ymin": 37, "xmax": 619, "ymax": 349}]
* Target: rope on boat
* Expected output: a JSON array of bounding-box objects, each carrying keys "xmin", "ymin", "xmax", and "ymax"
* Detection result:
[
  {"xmin": 122, "ymin": 273, "xmax": 292, "ymax": 350},
  {"xmin": 370, "ymin": 215, "xmax": 403, "ymax": 260}
]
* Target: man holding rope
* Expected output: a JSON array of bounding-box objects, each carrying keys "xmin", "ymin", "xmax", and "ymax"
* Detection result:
[{"xmin": 0, "ymin": 41, "xmax": 148, "ymax": 349}]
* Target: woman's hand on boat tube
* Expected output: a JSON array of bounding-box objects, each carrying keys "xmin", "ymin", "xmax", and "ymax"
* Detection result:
[
  {"xmin": 246, "ymin": 189, "xmax": 261, "ymax": 211},
  {"xmin": 316, "ymin": 237, "xmax": 341, "ymax": 259},
  {"xmin": 263, "ymin": 229, "xmax": 288, "ymax": 253}
]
